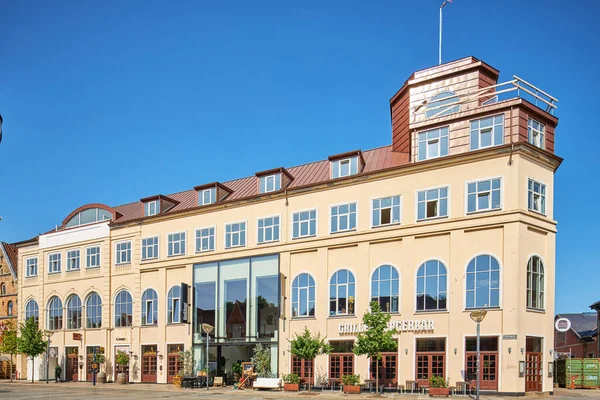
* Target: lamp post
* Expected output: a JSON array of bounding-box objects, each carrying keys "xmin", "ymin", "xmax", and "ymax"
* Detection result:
[
  {"xmin": 202, "ymin": 323, "xmax": 214, "ymax": 391},
  {"xmin": 43, "ymin": 330, "xmax": 53, "ymax": 384},
  {"xmin": 470, "ymin": 310, "xmax": 487, "ymax": 400}
]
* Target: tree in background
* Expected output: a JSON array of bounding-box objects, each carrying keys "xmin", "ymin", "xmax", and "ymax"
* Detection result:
[
  {"xmin": 353, "ymin": 301, "xmax": 397, "ymax": 396},
  {"xmin": 289, "ymin": 327, "xmax": 331, "ymax": 393},
  {"xmin": 0, "ymin": 320, "xmax": 19, "ymax": 381},
  {"xmin": 17, "ymin": 317, "xmax": 47, "ymax": 383}
]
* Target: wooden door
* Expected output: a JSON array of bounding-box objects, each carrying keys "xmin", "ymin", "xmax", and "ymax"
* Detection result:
[
  {"xmin": 66, "ymin": 349, "xmax": 79, "ymax": 382},
  {"xmin": 87, "ymin": 354, "xmax": 94, "ymax": 381},
  {"xmin": 525, "ymin": 352, "xmax": 542, "ymax": 392},
  {"xmin": 141, "ymin": 354, "xmax": 157, "ymax": 383},
  {"xmin": 465, "ymin": 352, "xmax": 498, "ymax": 391},
  {"xmin": 291, "ymin": 356, "xmax": 314, "ymax": 385},
  {"xmin": 329, "ymin": 354, "xmax": 354, "ymax": 380},
  {"xmin": 416, "ymin": 353, "xmax": 445, "ymax": 387},
  {"xmin": 167, "ymin": 354, "xmax": 181, "ymax": 383},
  {"xmin": 370, "ymin": 353, "xmax": 398, "ymax": 387}
]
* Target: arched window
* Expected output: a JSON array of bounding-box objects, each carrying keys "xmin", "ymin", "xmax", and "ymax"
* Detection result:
[
  {"xmin": 0, "ymin": 283, "xmax": 5, "ymax": 295},
  {"xmin": 371, "ymin": 265, "xmax": 400, "ymax": 313},
  {"xmin": 329, "ymin": 270, "xmax": 355, "ymax": 316},
  {"xmin": 416, "ymin": 260, "xmax": 447, "ymax": 311},
  {"xmin": 114, "ymin": 290, "xmax": 132, "ymax": 327},
  {"xmin": 7, "ymin": 301, "xmax": 13, "ymax": 316},
  {"xmin": 25, "ymin": 300, "xmax": 39, "ymax": 325},
  {"xmin": 47, "ymin": 296, "xmax": 63, "ymax": 330},
  {"xmin": 86, "ymin": 292, "xmax": 102, "ymax": 329},
  {"xmin": 167, "ymin": 286, "xmax": 181, "ymax": 324},
  {"xmin": 425, "ymin": 91, "xmax": 460, "ymax": 118},
  {"xmin": 65, "ymin": 207, "xmax": 113, "ymax": 228},
  {"xmin": 66, "ymin": 295, "xmax": 82, "ymax": 329},
  {"xmin": 527, "ymin": 256, "xmax": 544, "ymax": 310},
  {"xmin": 466, "ymin": 255, "xmax": 501, "ymax": 309},
  {"xmin": 142, "ymin": 289, "xmax": 158, "ymax": 325},
  {"xmin": 291, "ymin": 273, "xmax": 315, "ymax": 317}
]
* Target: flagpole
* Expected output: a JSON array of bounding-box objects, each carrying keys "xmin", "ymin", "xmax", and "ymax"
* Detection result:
[{"xmin": 439, "ymin": 1, "xmax": 452, "ymax": 65}]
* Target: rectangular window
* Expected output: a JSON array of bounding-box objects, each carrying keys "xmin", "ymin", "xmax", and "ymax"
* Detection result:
[
  {"xmin": 528, "ymin": 118, "xmax": 545, "ymax": 149},
  {"xmin": 144, "ymin": 200, "xmax": 159, "ymax": 216},
  {"xmin": 470, "ymin": 115, "xmax": 504, "ymax": 150},
  {"xmin": 257, "ymin": 216, "xmax": 280, "ymax": 243},
  {"xmin": 115, "ymin": 241, "xmax": 131, "ymax": 265},
  {"xmin": 418, "ymin": 127, "xmax": 449, "ymax": 161},
  {"xmin": 199, "ymin": 187, "xmax": 216, "ymax": 206},
  {"xmin": 372, "ymin": 195, "xmax": 401, "ymax": 227},
  {"xmin": 168, "ymin": 232, "xmax": 186, "ymax": 256},
  {"xmin": 48, "ymin": 253, "xmax": 61, "ymax": 273},
  {"xmin": 26, "ymin": 257, "xmax": 38, "ymax": 277},
  {"xmin": 292, "ymin": 209, "xmax": 317, "ymax": 238},
  {"xmin": 556, "ymin": 331, "xmax": 566, "ymax": 342},
  {"xmin": 141, "ymin": 236, "xmax": 159, "ymax": 260},
  {"xmin": 467, "ymin": 178, "xmax": 502, "ymax": 213},
  {"xmin": 195, "ymin": 227, "xmax": 215, "ymax": 252},
  {"xmin": 66, "ymin": 250, "xmax": 80, "ymax": 271},
  {"xmin": 86, "ymin": 246, "xmax": 101, "ymax": 268},
  {"xmin": 331, "ymin": 157, "xmax": 358, "ymax": 179},
  {"xmin": 331, "ymin": 203, "xmax": 357, "ymax": 233},
  {"xmin": 225, "ymin": 222, "xmax": 246, "ymax": 248},
  {"xmin": 259, "ymin": 174, "xmax": 281, "ymax": 193},
  {"xmin": 528, "ymin": 179, "xmax": 546, "ymax": 215},
  {"xmin": 417, "ymin": 187, "xmax": 449, "ymax": 220}
]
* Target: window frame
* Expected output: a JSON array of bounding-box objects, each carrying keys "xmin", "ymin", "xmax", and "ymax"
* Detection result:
[
  {"xmin": 465, "ymin": 254, "xmax": 502, "ymax": 310},
  {"xmin": 167, "ymin": 231, "xmax": 187, "ymax": 257},
  {"xmin": 115, "ymin": 241, "xmax": 132, "ymax": 265},
  {"xmin": 47, "ymin": 296, "xmax": 63, "ymax": 331},
  {"xmin": 526, "ymin": 255, "xmax": 545, "ymax": 311},
  {"xmin": 417, "ymin": 126, "xmax": 450, "ymax": 161},
  {"xmin": 330, "ymin": 202, "xmax": 358, "ymax": 234},
  {"xmin": 85, "ymin": 292, "xmax": 102, "ymax": 329},
  {"xmin": 66, "ymin": 249, "xmax": 81, "ymax": 271},
  {"xmin": 66, "ymin": 294, "xmax": 82, "ymax": 330},
  {"xmin": 470, "ymin": 114, "xmax": 504, "ymax": 150},
  {"xmin": 416, "ymin": 186, "xmax": 450, "ymax": 221},
  {"xmin": 528, "ymin": 118, "xmax": 545, "ymax": 149},
  {"xmin": 224, "ymin": 221, "xmax": 247, "ymax": 249},
  {"xmin": 141, "ymin": 235, "xmax": 160, "ymax": 261},
  {"xmin": 465, "ymin": 177, "xmax": 503, "ymax": 214},
  {"xmin": 141, "ymin": 288, "xmax": 158, "ymax": 326},
  {"xmin": 528, "ymin": 178, "xmax": 547, "ymax": 215},
  {"xmin": 114, "ymin": 290, "xmax": 133, "ymax": 328},
  {"xmin": 195, "ymin": 226, "xmax": 216, "ymax": 253},
  {"xmin": 331, "ymin": 156, "xmax": 359, "ymax": 179},
  {"xmin": 48, "ymin": 252, "xmax": 62, "ymax": 274},
  {"xmin": 291, "ymin": 208, "xmax": 318, "ymax": 239},
  {"xmin": 257, "ymin": 215, "xmax": 281, "ymax": 244},
  {"xmin": 259, "ymin": 173, "xmax": 282, "ymax": 194},
  {"xmin": 26, "ymin": 257, "xmax": 38, "ymax": 277},
  {"xmin": 415, "ymin": 259, "xmax": 448, "ymax": 312},
  {"xmin": 167, "ymin": 285, "xmax": 182, "ymax": 324},
  {"xmin": 371, "ymin": 195, "xmax": 401, "ymax": 228},
  {"xmin": 25, "ymin": 299, "xmax": 39, "ymax": 325},
  {"xmin": 199, "ymin": 187, "xmax": 216, "ymax": 206},
  {"xmin": 291, "ymin": 272, "xmax": 316, "ymax": 318},
  {"xmin": 329, "ymin": 269, "xmax": 356, "ymax": 317},
  {"xmin": 370, "ymin": 264, "xmax": 401, "ymax": 314},
  {"xmin": 144, "ymin": 200, "xmax": 159, "ymax": 217},
  {"xmin": 85, "ymin": 246, "xmax": 101, "ymax": 269}
]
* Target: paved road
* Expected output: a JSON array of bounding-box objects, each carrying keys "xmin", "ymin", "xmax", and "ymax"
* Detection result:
[{"xmin": 0, "ymin": 382, "xmax": 598, "ymax": 400}]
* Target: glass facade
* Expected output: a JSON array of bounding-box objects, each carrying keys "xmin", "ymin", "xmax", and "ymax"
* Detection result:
[{"xmin": 193, "ymin": 254, "xmax": 279, "ymax": 375}]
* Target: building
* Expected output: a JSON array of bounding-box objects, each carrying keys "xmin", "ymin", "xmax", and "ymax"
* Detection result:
[
  {"xmin": 589, "ymin": 301, "xmax": 600, "ymax": 356},
  {"xmin": 0, "ymin": 241, "xmax": 18, "ymax": 378},
  {"xmin": 15, "ymin": 56, "xmax": 561, "ymax": 394},
  {"xmin": 554, "ymin": 313, "xmax": 598, "ymax": 359}
]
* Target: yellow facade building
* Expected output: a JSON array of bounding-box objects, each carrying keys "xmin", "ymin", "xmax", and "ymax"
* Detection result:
[{"xmin": 16, "ymin": 57, "xmax": 560, "ymax": 394}]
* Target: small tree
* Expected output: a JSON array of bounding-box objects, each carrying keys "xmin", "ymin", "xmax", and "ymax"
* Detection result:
[
  {"xmin": 178, "ymin": 349, "xmax": 194, "ymax": 377},
  {"xmin": 353, "ymin": 301, "xmax": 397, "ymax": 395},
  {"xmin": 289, "ymin": 327, "xmax": 331, "ymax": 393},
  {"xmin": 0, "ymin": 320, "xmax": 19, "ymax": 381},
  {"xmin": 251, "ymin": 343, "xmax": 271, "ymax": 377},
  {"xmin": 17, "ymin": 317, "xmax": 47, "ymax": 383}
]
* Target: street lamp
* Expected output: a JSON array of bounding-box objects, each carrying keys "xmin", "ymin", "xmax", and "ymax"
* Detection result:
[
  {"xmin": 202, "ymin": 323, "xmax": 214, "ymax": 391},
  {"xmin": 470, "ymin": 310, "xmax": 487, "ymax": 400},
  {"xmin": 42, "ymin": 330, "xmax": 53, "ymax": 384}
]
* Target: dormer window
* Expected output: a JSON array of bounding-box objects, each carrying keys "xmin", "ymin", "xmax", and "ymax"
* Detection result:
[
  {"xmin": 144, "ymin": 200, "xmax": 159, "ymax": 216},
  {"xmin": 329, "ymin": 150, "xmax": 364, "ymax": 179},
  {"xmin": 65, "ymin": 207, "xmax": 113, "ymax": 228},
  {"xmin": 199, "ymin": 187, "xmax": 216, "ymax": 205},
  {"xmin": 195, "ymin": 182, "xmax": 232, "ymax": 206},
  {"xmin": 260, "ymin": 174, "xmax": 281, "ymax": 194}
]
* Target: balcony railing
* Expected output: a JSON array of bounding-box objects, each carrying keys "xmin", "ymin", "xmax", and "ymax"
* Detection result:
[{"xmin": 414, "ymin": 76, "xmax": 558, "ymax": 120}]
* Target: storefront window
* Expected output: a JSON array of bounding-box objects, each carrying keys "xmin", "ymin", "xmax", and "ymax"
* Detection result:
[
  {"xmin": 256, "ymin": 275, "xmax": 278, "ymax": 339},
  {"xmin": 225, "ymin": 279, "xmax": 247, "ymax": 338},
  {"xmin": 194, "ymin": 282, "xmax": 216, "ymax": 337}
]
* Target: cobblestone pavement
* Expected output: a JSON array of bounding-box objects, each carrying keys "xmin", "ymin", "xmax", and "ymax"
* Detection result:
[{"xmin": 0, "ymin": 381, "xmax": 598, "ymax": 400}]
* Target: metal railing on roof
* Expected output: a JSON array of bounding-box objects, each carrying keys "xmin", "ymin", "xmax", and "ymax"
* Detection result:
[{"xmin": 414, "ymin": 75, "xmax": 558, "ymax": 120}]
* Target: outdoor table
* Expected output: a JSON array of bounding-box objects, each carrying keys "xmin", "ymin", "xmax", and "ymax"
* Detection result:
[
  {"xmin": 364, "ymin": 379, "xmax": 375, "ymax": 393},
  {"xmin": 181, "ymin": 377, "xmax": 196, "ymax": 388},
  {"xmin": 328, "ymin": 378, "xmax": 340, "ymax": 391},
  {"xmin": 406, "ymin": 380, "xmax": 417, "ymax": 393}
]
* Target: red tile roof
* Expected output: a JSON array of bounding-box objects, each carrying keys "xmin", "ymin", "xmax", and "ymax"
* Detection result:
[
  {"xmin": 111, "ymin": 146, "xmax": 407, "ymax": 225},
  {"xmin": 1, "ymin": 242, "xmax": 18, "ymax": 278}
]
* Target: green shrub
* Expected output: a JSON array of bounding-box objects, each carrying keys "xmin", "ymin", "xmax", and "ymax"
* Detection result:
[
  {"xmin": 429, "ymin": 375, "xmax": 448, "ymax": 388},
  {"xmin": 283, "ymin": 373, "xmax": 300, "ymax": 384},
  {"xmin": 341, "ymin": 374, "xmax": 361, "ymax": 386}
]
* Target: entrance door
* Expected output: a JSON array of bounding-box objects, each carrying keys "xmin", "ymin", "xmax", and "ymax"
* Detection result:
[
  {"xmin": 416, "ymin": 338, "xmax": 446, "ymax": 387},
  {"xmin": 370, "ymin": 353, "xmax": 398, "ymax": 387},
  {"xmin": 167, "ymin": 344, "xmax": 184, "ymax": 383},
  {"xmin": 525, "ymin": 353, "xmax": 542, "ymax": 392},
  {"xmin": 291, "ymin": 356, "xmax": 314, "ymax": 385},
  {"xmin": 141, "ymin": 346, "xmax": 157, "ymax": 383},
  {"xmin": 465, "ymin": 337, "xmax": 498, "ymax": 391},
  {"xmin": 65, "ymin": 347, "xmax": 79, "ymax": 382},
  {"xmin": 114, "ymin": 346, "xmax": 130, "ymax": 383}
]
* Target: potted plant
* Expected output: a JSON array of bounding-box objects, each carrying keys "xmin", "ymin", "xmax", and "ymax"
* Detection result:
[
  {"xmin": 429, "ymin": 376, "xmax": 450, "ymax": 397},
  {"xmin": 96, "ymin": 353, "xmax": 107, "ymax": 384},
  {"xmin": 341, "ymin": 374, "xmax": 362, "ymax": 394},
  {"xmin": 232, "ymin": 362, "xmax": 242, "ymax": 381},
  {"xmin": 283, "ymin": 373, "xmax": 300, "ymax": 391},
  {"xmin": 115, "ymin": 351, "xmax": 130, "ymax": 384}
]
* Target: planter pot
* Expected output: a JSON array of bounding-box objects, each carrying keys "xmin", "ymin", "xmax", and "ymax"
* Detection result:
[
  {"xmin": 172, "ymin": 375, "xmax": 182, "ymax": 387},
  {"xmin": 116, "ymin": 372, "xmax": 128, "ymax": 384},
  {"xmin": 97, "ymin": 372, "xmax": 107, "ymax": 384},
  {"xmin": 284, "ymin": 383, "xmax": 299, "ymax": 391},
  {"xmin": 429, "ymin": 387, "xmax": 450, "ymax": 397},
  {"xmin": 343, "ymin": 385, "xmax": 361, "ymax": 394}
]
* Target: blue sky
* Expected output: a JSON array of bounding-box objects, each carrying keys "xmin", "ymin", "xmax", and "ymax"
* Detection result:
[{"xmin": 1, "ymin": 0, "xmax": 598, "ymax": 313}]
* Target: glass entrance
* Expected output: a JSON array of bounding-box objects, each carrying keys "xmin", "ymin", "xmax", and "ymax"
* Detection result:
[
  {"xmin": 465, "ymin": 337, "xmax": 498, "ymax": 391},
  {"xmin": 370, "ymin": 353, "xmax": 398, "ymax": 387},
  {"xmin": 415, "ymin": 338, "xmax": 445, "ymax": 387}
]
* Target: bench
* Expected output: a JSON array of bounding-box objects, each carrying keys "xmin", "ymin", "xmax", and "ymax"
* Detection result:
[{"xmin": 253, "ymin": 377, "xmax": 283, "ymax": 390}]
